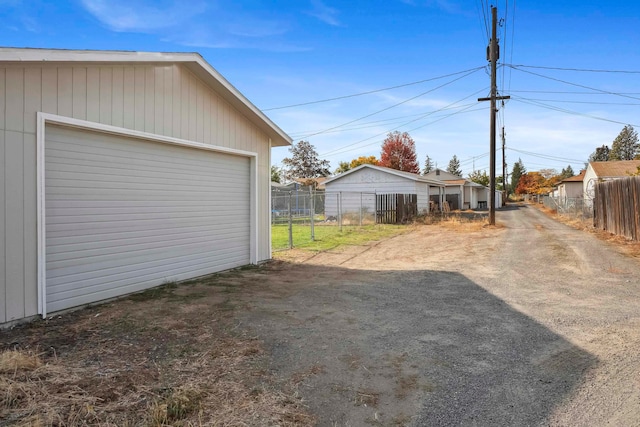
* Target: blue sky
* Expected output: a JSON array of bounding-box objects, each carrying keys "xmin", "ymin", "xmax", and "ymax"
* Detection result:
[{"xmin": 3, "ymin": 0, "xmax": 640, "ymax": 178}]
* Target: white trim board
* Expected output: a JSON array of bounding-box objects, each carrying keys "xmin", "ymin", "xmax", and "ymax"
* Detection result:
[{"xmin": 36, "ymin": 112, "xmax": 259, "ymax": 318}]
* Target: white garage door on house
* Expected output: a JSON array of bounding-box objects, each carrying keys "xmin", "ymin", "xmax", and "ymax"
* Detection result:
[{"xmin": 44, "ymin": 124, "xmax": 251, "ymax": 313}]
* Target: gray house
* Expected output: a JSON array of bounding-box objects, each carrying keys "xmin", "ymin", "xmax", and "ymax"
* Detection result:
[
  {"xmin": 424, "ymin": 169, "xmax": 502, "ymax": 210},
  {"xmin": 0, "ymin": 48, "xmax": 291, "ymax": 324},
  {"xmin": 323, "ymin": 164, "xmax": 445, "ymax": 217}
]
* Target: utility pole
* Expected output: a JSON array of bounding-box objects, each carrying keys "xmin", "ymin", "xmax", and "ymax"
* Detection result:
[
  {"xmin": 502, "ymin": 126, "xmax": 506, "ymax": 204},
  {"xmin": 478, "ymin": 6, "xmax": 509, "ymax": 225}
]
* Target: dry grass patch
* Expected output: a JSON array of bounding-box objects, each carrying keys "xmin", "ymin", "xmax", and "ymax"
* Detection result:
[
  {"xmin": 536, "ymin": 204, "xmax": 640, "ymax": 259},
  {"xmin": 433, "ymin": 214, "xmax": 489, "ymax": 232},
  {"xmin": 0, "ymin": 349, "xmax": 42, "ymax": 373},
  {"xmin": 1, "ymin": 266, "xmax": 314, "ymax": 426}
]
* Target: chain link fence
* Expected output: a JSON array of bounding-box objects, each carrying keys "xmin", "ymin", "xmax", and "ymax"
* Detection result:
[
  {"xmin": 271, "ymin": 189, "xmax": 400, "ymax": 250},
  {"xmin": 542, "ymin": 196, "xmax": 593, "ymax": 219}
]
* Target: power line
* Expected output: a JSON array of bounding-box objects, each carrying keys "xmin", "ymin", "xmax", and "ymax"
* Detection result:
[
  {"xmin": 507, "ymin": 0, "xmax": 516, "ymax": 93},
  {"xmin": 324, "ymin": 104, "xmax": 486, "ymax": 159},
  {"xmin": 507, "ymin": 147, "xmax": 585, "ymax": 164},
  {"xmin": 509, "ymin": 89, "xmax": 640, "ymax": 95},
  {"xmin": 511, "ymin": 95, "xmax": 640, "ymax": 127},
  {"xmin": 510, "ymin": 97, "xmax": 640, "ymax": 106},
  {"xmin": 507, "ymin": 65, "xmax": 640, "ymax": 102},
  {"xmin": 477, "ymin": 0, "xmax": 490, "ymax": 42},
  {"xmin": 262, "ymin": 66, "xmax": 484, "ymax": 111},
  {"xmin": 287, "ymin": 102, "xmax": 479, "ymax": 138},
  {"xmin": 510, "ymin": 64, "xmax": 640, "ymax": 74},
  {"xmin": 319, "ymin": 101, "xmax": 478, "ymax": 157},
  {"xmin": 300, "ymin": 68, "xmax": 484, "ymax": 140},
  {"xmin": 320, "ymin": 89, "xmax": 488, "ymax": 158}
]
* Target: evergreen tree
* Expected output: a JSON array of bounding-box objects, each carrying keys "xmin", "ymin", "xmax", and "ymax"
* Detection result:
[
  {"xmin": 446, "ymin": 155, "xmax": 462, "ymax": 177},
  {"xmin": 589, "ymin": 145, "xmax": 611, "ymax": 162},
  {"xmin": 560, "ymin": 165, "xmax": 575, "ymax": 179},
  {"xmin": 282, "ymin": 140, "xmax": 331, "ymax": 181},
  {"xmin": 610, "ymin": 125, "xmax": 640, "ymax": 160},
  {"xmin": 510, "ymin": 158, "xmax": 526, "ymax": 194},
  {"xmin": 270, "ymin": 165, "xmax": 282, "ymax": 183},
  {"xmin": 422, "ymin": 155, "xmax": 434, "ymax": 175}
]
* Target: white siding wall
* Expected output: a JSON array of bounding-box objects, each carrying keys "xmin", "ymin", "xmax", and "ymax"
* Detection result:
[
  {"xmin": 583, "ymin": 165, "xmax": 598, "ymax": 205},
  {"xmin": 416, "ymin": 182, "xmax": 430, "ymax": 213},
  {"xmin": 463, "ymin": 187, "xmax": 471, "ymax": 209},
  {"xmin": 324, "ymin": 169, "xmax": 432, "ymax": 216},
  {"xmin": 0, "ymin": 63, "xmax": 272, "ymax": 324}
]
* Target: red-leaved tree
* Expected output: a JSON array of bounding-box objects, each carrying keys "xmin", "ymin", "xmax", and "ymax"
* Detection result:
[
  {"xmin": 515, "ymin": 172, "xmax": 546, "ymax": 195},
  {"xmin": 379, "ymin": 131, "xmax": 419, "ymax": 173}
]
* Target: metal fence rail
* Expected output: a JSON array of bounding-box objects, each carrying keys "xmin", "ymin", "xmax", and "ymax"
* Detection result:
[
  {"xmin": 543, "ymin": 196, "xmax": 593, "ymax": 219},
  {"xmin": 271, "ymin": 190, "xmax": 417, "ymax": 250},
  {"xmin": 594, "ymin": 177, "xmax": 640, "ymax": 241}
]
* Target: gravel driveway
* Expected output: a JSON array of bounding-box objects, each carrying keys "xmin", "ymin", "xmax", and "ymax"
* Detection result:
[{"xmin": 235, "ymin": 204, "xmax": 640, "ymax": 426}]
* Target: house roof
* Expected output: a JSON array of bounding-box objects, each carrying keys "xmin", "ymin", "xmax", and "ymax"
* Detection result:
[
  {"xmin": 442, "ymin": 179, "xmax": 486, "ymax": 188},
  {"xmin": 424, "ymin": 168, "xmax": 464, "ymax": 181},
  {"xmin": 0, "ymin": 47, "xmax": 292, "ymax": 147},
  {"xmin": 443, "ymin": 179, "xmax": 467, "ymax": 186},
  {"xmin": 294, "ymin": 177, "xmax": 327, "ymax": 190},
  {"xmin": 560, "ymin": 170, "xmax": 586, "ymax": 183},
  {"xmin": 324, "ymin": 164, "xmax": 445, "ymax": 187},
  {"xmin": 589, "ymin": 160, "xmax": 640, "ymax": 178}
]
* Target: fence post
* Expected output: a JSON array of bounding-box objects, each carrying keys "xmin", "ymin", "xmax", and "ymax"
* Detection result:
[
  {"xmin": 288, "ymin": 192, "xmax": 293, "ymax": 249},
  {"xmin": 359, "ymin": 192, "xmax": 363, "ymax": 226},
  {"xmin": 310, "ymin": 187, "xmax": 315, "ymax": 241},
  {"xmin": 338, "ymin": 192, "xmax": 343, "ymax": 232}
]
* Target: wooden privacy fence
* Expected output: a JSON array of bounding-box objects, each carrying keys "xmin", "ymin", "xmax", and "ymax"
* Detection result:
[
  {"xmin": 593, "ymin": 177, "xmax": 640, "ymax": 241},
  {"xmin": 376, "ymin": 193, "xmax": 417, "ymax": 224}
]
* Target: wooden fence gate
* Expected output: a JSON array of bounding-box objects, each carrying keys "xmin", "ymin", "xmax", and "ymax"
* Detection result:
[
  {"xmin": 593, "ymin": 177, "xmax": 640, "ymax": 241},
  {"xmin": 376, "ymin": 193, "xmax": 418, "ymax": 224}
]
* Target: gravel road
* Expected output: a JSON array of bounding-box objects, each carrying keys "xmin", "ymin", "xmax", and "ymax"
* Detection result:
[{"xmin": 236, "ymin": 204, "xmax": 640, "ymax": 426}]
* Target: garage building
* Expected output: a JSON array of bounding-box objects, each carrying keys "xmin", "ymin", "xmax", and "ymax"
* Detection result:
[{"xmin": 0, "ymin": 48, "xmax": 291, "ymax": 324}]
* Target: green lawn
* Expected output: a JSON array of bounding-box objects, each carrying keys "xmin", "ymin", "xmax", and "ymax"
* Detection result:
[{"xmin": 272, "ymin": 223, "xmax": 407, "ymax": 251}]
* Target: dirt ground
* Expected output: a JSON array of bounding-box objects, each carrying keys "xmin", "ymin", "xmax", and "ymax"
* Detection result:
[{"xmin": 2, "ymin": 204, "xmax": 640, "ymax": 426}]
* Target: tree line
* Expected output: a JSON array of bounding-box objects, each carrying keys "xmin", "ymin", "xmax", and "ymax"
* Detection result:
[
  {"xmin": 510, "ymin": 124, "xmax": 640, "ymax": 195},
  {"xmin": 272, "ymin": 124, "xmax": 640, "ymax": 194},
  {"xmin": 272, "ymin": 131, "xmax": 472, "ymax": 184},
  {"xmin": 589, "ymin": 125, "xmax": 640, "ymax": 162}
]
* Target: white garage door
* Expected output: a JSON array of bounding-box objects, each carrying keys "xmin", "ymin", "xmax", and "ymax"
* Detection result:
[{"xmin": 45, "ymin": 125, "xmax": 251, "ymax": 313}]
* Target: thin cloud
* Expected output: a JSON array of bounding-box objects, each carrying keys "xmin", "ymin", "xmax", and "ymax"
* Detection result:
[
  {"xmin": 80, "ymin": 0, "xmax": 206, "ymax": 32},
  {"xmin": 20, "ymin": 15, "xmax": 39, "ymax": 32},
  {"xmin": 306, "ymin": 0, "xmax": 341, "ymax": 26},
  {"xmin": 403, "ymin": 0, "xmax": 469, "ymax": 16},
  {"xmin": 80, "ymin": 0, "xmax": 309, "ymax": 51},
  {"xmin": 225, "ymin": 18, "xmax": 289, "ymax": 38}
]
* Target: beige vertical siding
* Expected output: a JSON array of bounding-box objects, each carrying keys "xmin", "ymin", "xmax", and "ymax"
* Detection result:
[
  {"xmin": 0, "ymin": 132, "xmax": 5, "ymax": 323},
  {"xmin": 0, "ymin": 62, "xmax": 272, "ymax": 323}
]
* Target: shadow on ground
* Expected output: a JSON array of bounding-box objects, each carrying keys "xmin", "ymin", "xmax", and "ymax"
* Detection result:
[{"xmin": 236, "ymin": 261, "xmax": 597, "ymax": 426}]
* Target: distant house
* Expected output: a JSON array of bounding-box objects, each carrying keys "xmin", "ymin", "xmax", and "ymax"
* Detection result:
[
  {"xmin": 584, "ymin": 160, "xmax": 640, "ymax": 205},
  {"xmin": 557, "ymin": 170, "xmax": 585, "ymax": 204},
  {"xmin": 323, "ymin": 164, "xmax": 445, "ymax": 217},
  {"xmin": 271, "ymin": 177, "xmax": 327, "ymax": 194},
  {"xmin": 424, "ymin": 169, "xmax": 503, "ymax": 210},
  {"xmin": 270, "ymin": 178, "xmax": 327, "ymax": 216}
]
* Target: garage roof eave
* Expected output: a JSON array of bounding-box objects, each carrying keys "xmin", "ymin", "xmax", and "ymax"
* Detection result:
[
  {"xmin": 325, "ymin": 164, "xmax": 446, "ymax": 187},
  {"xmin": 0, "ymin": 47, "xmax": 292, "ymax": 147}
]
